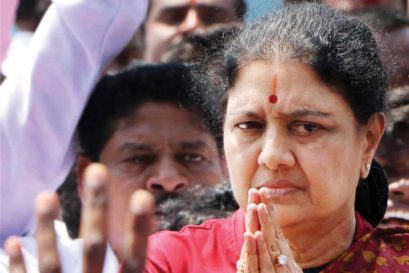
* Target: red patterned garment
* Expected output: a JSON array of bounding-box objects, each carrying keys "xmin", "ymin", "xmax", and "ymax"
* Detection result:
[
  {"xmin": 323, "ymin": 213, "xmax": 409, "ymax": 272},
  {"xmin": 142, "ymin": 210, "xmax": 408, "ymax": 273}
]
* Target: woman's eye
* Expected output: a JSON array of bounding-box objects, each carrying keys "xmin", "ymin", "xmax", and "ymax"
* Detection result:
[
  {"xmin": 290, "ymin": 122, "xmax": 322, "ymax": 136},
  {"xmin": 235, "ymin": 121, "xmax": 264, "ymax": 130}
]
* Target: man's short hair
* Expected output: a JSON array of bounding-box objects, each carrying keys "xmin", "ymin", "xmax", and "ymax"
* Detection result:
[{"xmin": 78, "ymin": 62, "xmax": 222, "ymax": 161}]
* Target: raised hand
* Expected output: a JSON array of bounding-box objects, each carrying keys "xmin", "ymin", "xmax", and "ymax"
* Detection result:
[{"xmin": 5, "ymin": 163, "xmax": 155, "ymax": 273}]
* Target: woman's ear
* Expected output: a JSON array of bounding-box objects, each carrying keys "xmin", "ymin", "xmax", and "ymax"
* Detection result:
[
  {"xmin": 361, "ymin": 113, "xmax": 386, "ymax": 177},
  {"xmin": 76, "ymin": 154, "xmax": 92, "ymax": 202}
]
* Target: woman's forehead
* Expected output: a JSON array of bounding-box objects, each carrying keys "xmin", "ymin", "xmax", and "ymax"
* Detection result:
[{"xmin": 225, "ymin": 61, "xmax": 350, "ymax": 116}]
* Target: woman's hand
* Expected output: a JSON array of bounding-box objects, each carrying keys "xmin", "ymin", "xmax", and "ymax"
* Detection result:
[
  {"xmin": 4, "ymin": 164, "xmax": 155, "ymax": 273},
  {"xmin": 237, "ymin": 188, "xmax": 302, "ymax": 273}
]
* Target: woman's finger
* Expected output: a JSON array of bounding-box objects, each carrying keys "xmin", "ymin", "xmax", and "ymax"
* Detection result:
[
  {"xmin": 4, "ymin": 237, "xmax": 27, "ymax": 273},
  {"xmin": 257, "ymin": 188, "xmax": 282, "ymax": 252},
  {"xmin": 80, "ymin": 163, "xmax": 109, "ymax": 273},
  {"xmin": 121, "ymin": 190, "xmax": 155, "ymax": 273},
  {"xmin": 245, "ymin": 232, "xmax": 259, "ymax": 273},
  {"xmin": 275, "ymin": 237, "xmax": 303, "ymax": 273},
  {"xmin": 35, "ymin": 192, "xmax": 62, "ymax": 273},
  {"xmin": 246, "ymin": 203, "xmax": 260, "ymax": 234},
  {"xmin": 246, "ymin": 188, "xmax": 261, "ymax": 234},
  {"xmin": 255, "ymin": 231, "xmax": 275, "ymax": 273},
  {"xmin": 256, "ymin": 203, "xmax": 279, "ymax": 258},
  {"xmin": 258, "ymin": 188, "xmax": 303, "ymax": 273},
  {"xmin": 249, "ymin": 188, "xmax": 261, "ymax": 205}
]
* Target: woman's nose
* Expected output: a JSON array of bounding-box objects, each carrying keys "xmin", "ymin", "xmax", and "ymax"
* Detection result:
[
  {"xmin": 145, "ymin": 159, "xmax": 188, "ymax": 193},
  {"xmin": 257, "ymin": 133, "xmax": 295, "ymax": 170}
]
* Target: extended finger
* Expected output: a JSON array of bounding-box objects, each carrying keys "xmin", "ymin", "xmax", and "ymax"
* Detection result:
[
  {"xmin": 4, "ymin": 237, "xmax": 26, "ymax": 273},
  {"xmin": 255, "ymin": 231, "xmax": 275, "ymax": 273},
  {"xmin": 258, "ymin": 188, "xmax": 283, "ymax": 243},
  {"xmin": 80, "ymin": 163, "xmax": 109, "ymax": 273},
  {"xmin": 35, "ymin": 192, "xmax": 61, "ymax": 273},
  {"xmin": 246, "ymin": 203, "xmax": 260, "ymax": 234},
  {"xmin": 248, "ymin": 188, "xmax": 261, "ymax": 205},
  {"xmin": 258, "ymin": 189, "xmax": 301, "ymax": 272},
  {"xmin": 121, "ymin": 190, "xmax": 155, "ymax": 273},
  {"xmin": 246, "ymin": 189, "xmax": 261, "ymax": 234},
  {"xmin": 244, "ymin": 232, "xmax": 259, "ymax": 273},
  {"xmin": 256, "ymin": 203, "xmax": 279, "ymax": 258}
]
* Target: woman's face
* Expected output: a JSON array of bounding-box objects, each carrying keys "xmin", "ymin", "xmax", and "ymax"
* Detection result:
[{"xmin": 224, "ymin": 61, "xmax": 378, "ymax": 227}]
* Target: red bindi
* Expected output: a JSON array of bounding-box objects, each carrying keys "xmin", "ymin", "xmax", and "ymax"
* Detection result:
[
  {"xmin": 269, "ymin": 75, "xmax": 278, "ymax": 104},
  {"xmin": 269, "ymin": 94, "xmax": 278, "ymax": 104}
]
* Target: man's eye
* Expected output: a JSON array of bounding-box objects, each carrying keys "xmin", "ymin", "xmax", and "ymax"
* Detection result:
[
  {"xmin": 178, "ymin": 154, "xmax": 205, "ymax": 163},
  {"xmin": 125, "ymin": 155, "xmax": 155, "ymax": 165},
  {"xmin": 160, "ymin": 10, "xmax": 187, "ymax": 25},
  {"xmin": 290, "ymin": 122, "xmax": 322, "ymax": 136},
  {"xmin": 235, "ymin": 121, "xmax": 264, "ymax": 130}
]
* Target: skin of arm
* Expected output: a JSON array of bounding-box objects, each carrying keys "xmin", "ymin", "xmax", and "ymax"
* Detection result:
[{"xmin": 0, "ymin": 0, "xmax": 148, "ymax": 245}]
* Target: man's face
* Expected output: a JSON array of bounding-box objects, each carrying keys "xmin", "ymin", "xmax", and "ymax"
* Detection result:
[
  {"xmin": 322, "ymin": 0, "xmax": 406, "ymax": 12},
  {"xmin": 143, "ymin": 0, "xmax": 241, "ymax": 62},
  {"xmin": 97, "ymin": 102, "xmax": 226, "ymax": 254},
  {"xmin": 376, "ymin": 122, "xmax": 409, "ymax": 182},
  {"xmin": 381, "ymin": 27, "xmax": 409, "ymax": 87}
]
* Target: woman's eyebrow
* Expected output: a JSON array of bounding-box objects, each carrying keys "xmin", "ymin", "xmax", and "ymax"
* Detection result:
[
  {"xmin": 227, "ymin": 111, "xmax": 260, "ymax": 118},
  {"xmin": 286, "ymin": 109, "xmax": 332, "ymax": 118}
]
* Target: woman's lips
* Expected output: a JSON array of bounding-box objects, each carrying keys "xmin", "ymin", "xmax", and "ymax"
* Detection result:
[{"xmin": 257, "ymin": 180, "xmax": 302, "ymax": 197}]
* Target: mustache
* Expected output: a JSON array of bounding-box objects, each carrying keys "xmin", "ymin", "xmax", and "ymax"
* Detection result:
[{"xmin": 154, "ymin": 192, "xmax": 181, "ymax": 207}]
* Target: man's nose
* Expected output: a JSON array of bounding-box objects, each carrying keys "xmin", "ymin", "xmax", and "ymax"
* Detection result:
[
  {"xmin": 146, "ymin": 159, "xmax": 188, "ymax": 193},
  {"xmin": 257, "ymin": 130, "xmax": 295, "ymax": 170},
  {"xmin": 178, "ymin": 9, "xmax": 203, "ymax": 34}
]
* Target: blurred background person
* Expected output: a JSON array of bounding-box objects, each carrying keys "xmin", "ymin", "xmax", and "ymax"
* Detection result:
[
  {"xmin": 159, "ymin": 182, "xmax": 239, "ymax": 231},
  {"xmin": 57, "ymin": 63, "xmax": 227, "ymax": 251},
  {"xmin": 284, "ymin": 0, "xmax": 407, "ymax": 14},
  {"xmin": 108, "ymin": 0, "xmax": 246, "ymax": 70},
  {"xmin": 140, "ymin": 0, "xmax": 246, "ymax": 62},
  {"xmin": 376, "ymin": 85, "xmax": 409, "ymax": 226},
  {"xmin": 353, "ymin": 7, "xmax": 409, "ymax": 88}
]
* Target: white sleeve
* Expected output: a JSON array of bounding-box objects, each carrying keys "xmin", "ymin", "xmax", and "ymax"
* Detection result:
[{"xmin": 0, "ymin": 0, "xmax": 148, "ymax": 245}]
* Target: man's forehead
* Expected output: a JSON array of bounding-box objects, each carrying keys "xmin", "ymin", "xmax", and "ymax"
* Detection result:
[
  {"xmin": 119, "ymin": 139, "xmax": 211, "ymax": 153},
  {"xmin": 151, "ymin": 0, "xmax": 236, "ymax": 10}
]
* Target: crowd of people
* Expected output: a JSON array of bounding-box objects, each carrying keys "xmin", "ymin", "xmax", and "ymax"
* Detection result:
[{"xmin": 0, "ymin": 0, "xmax": 408, "ymax": 272}]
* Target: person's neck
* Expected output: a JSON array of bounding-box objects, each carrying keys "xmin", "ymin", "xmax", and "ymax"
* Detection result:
[{"xmin": 282, "ymin": 209, "xmax": 356, "ymax": 269}]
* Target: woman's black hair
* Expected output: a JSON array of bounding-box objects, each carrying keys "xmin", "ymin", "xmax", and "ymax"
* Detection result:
[
  {"xmin": 222, "ymin": 3, "xmax": 387, "ymax": 124},
  {"xmin": 198, "ymin": 3, "xmax": 389, "ymax": 226}
]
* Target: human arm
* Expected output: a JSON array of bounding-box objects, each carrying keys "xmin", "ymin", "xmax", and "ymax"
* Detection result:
[{"xmin": 0, "ymin": 0, "xmax": 148, "ymax": 244}]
